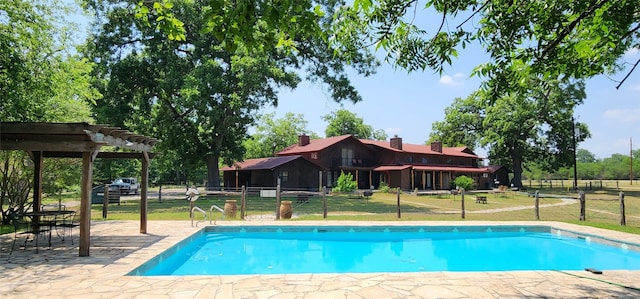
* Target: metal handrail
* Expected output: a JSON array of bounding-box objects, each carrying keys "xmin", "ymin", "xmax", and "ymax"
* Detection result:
[
  {"xmin": 191, "ymin": 206, "xmax": 207, "ymax": 227},
  {"xmin": 209, "ymin": 205, "xmax": 225, "ymax": 224}
]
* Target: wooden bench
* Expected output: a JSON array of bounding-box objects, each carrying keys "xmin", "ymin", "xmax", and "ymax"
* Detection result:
[{"xmin": 476, "ymin": 196, "xmax": 487, "ymax": 204}]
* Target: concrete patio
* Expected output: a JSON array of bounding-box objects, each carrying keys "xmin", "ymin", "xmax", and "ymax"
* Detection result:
[{"xmin": 1, "ymin": 220, "xmax": 640, "ymax": 298}]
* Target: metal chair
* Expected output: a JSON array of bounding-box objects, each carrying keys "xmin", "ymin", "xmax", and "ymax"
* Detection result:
[
  {"xmin": 55, "ymin": 211, "xmax": 79, "ymax": 244},
  {"xmin": 10, "ymin": 212, "xmax": 51, "ymax": 254}
]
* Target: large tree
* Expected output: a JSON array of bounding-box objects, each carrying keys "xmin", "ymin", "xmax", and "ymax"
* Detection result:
[
  {"xmin": 331, "ymin": 0, "xmax": 640, "ymax": 96},
  {"xmin": 323, "ymin": 109, "xmax": 388, "ymax": 140},
  {"xmin": 85, "ymin": 0, "xmax": 376, "ymax": 188},
  {"xmin": 1, "ymin": 0, "xmax": 97, "ymax": 222},
  {"xmin": 0, "ymin": 0, "xmax": 96, "ymax": 122},
  {"xmin": 430, "ymin": 79, "xmax": 590, "ymax": 188}
]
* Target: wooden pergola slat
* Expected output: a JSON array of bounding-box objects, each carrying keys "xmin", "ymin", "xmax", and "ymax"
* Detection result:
[{"xmin": 0, "ymin": 122, "xmax": 159, "ymax": 257}]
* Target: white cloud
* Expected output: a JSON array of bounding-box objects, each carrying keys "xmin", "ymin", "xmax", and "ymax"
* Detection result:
[
  {"xmin": 603, "ymin": 109, "xmax": 640, "ymax": 122},
  {"xmin": 439, "ymin": 73, "xmax": 465, "ymax": 86}
]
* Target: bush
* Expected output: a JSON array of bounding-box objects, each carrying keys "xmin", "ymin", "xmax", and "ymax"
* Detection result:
[
  {"xmin": 378, "ymin": 181, "xmax": 391, "ymax": 193},
  {"xmin": 332, "ymin": 171, "xmax": 357, "ymax": 193},
  {"xmin": 453, "ymin": 175, "xmax": 474, "ymax": 191}
]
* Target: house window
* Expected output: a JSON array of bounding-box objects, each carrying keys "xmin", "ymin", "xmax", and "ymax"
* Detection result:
[
  {"xmin": 482, "ymin": 173, "xmax": 488, "ymax": 178},
  {"xmin": 311, "ymin": 152, "xmax": 318, "ymax": 159},
  {"xmin": 279, "ymin": 170, "xmax": 289, "ymax": 182},
  {"xmin": 341, "ymin": 148, "xmax": 353, "ymax": 166}
]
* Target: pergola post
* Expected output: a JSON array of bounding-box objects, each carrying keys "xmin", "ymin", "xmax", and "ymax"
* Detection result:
[
  {"xmin": 31, "ymin": 151, "xmax": 44, "ymax": 212},
  {"xmin": 79, "ymin": 150, "xmax": 95, "ymax": 257},
  {"xmin": 140, "ymin": 152, "xmax": 150, "ymax": 233}
]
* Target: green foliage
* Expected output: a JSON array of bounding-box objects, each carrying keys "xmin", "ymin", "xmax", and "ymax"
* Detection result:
[
  {"xmin": 332, "ymin": 171, "xmax": 357, "ymax": 193},
  {"xmin": 86, "ymin": 0, "xmax": 376, "ymax": 188},
  {"xmin": 523, "ymin": 149, "xmax": 640, "ymax": 181},
  {"xmin": 243, "ymin": 112, "xmax": 319, "ymax": 159},
  {"xmin": 323, "ymin": 109, "xmax": 388, "ymax": 140},
  {"xmin": 0, "ymin": 0, "xmax": 97, "ymax": 122},
  {"xmin": 332, "ymin": 0, "xmax": 639, "ymax": 97},
  {"xmin": 431, "ymin": 79, "xmax": 589, "ymax": 188},
  {"xmin": 453, "ymin": 175, "xmax": 474, "ymax": 191},
  {"xmin": 378, "ymin": 181, "xmax": 389, "ymax": 192},
  {"xmin": 0, "ymin": 152, "xmax": 33, "ymax": 224}
]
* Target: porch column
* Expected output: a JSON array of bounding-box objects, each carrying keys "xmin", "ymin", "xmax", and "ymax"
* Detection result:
[{"xmin": 411, "ymin": 169, "xmax": 415, "ymax": 190}]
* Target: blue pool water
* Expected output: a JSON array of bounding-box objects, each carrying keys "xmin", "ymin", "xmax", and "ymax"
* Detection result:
[{"xmin": 130, "ymin": 226, "xmax": 640, "ymax": 276}]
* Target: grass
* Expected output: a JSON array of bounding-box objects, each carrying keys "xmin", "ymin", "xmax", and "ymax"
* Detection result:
[{"xmin": 3, "ymin": 181, "xmax": 640, "ymax": 236}]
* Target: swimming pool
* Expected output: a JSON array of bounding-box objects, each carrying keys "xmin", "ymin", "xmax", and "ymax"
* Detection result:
[{"xmin": 130, "ymin": 225, "xmax": 640, "ymax": 276}]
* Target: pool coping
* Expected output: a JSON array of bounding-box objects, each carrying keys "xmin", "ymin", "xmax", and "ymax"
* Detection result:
[{"xmin": 2, "ymin": 220, "xmax": 640, "ymax": 298}]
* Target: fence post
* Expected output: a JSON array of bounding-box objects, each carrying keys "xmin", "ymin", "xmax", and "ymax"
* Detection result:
[
  {"xmin": 158, "ymin": 184, "xmax": 162, "ymax": 202},
  {"xmin": 103, "ymin": 184, "xmax": 109, "ymax": 219},
  {"xmin": 534, "ymin": 191, "xmax": 539, "ymax": 220},
  {"xmin": 322, "ymin": 186, "xmax": 327, "ymax": 219},
  {"xmin": 241, "ymin": 185, "xmax": 246, "ymax": 220},
  {"xmin": 620, "ymin": 192, "xmax": 626, "ymax": 226},
  {"xmin": 579, "ymin": 191, "xmax": 586, "ymax": 221},
  {"xmin": 461, "ymin": 188, "xmax": 466, "ymax": 219},
  {"xmin": 396, "ymin": 188, "xmax": 401, "ymax": 218},
  {"xmin": 275, "ymin": 178, "xmax": 281, "ymax": 220}
]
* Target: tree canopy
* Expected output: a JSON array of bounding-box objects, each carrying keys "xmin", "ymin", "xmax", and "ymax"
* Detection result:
[
  {"xmin": 430, "ymin": 79, "xmax": 590, "ymax": 188},
  {"xmin": 243, "ymin": 112, "xmax": 320, "ymax": 159},
  {"xmin": 331, "ymin": 0, "xmax": 640, "ymax": 96},
  {"xmin": 1, "ymin": 0, "xmax": 97, "ymax": 122},
  {"xmin": 85, "ymin": 0, "xmax": 376, "ymax": 187},
  {"xmin": 323, "ymin": 109, "xmax": 388, "ymax": 140}
]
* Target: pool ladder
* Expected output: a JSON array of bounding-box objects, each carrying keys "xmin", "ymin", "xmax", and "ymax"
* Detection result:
[{"xmin": 190, "ymin": 205, "xmax": 225, "ymax": 227}]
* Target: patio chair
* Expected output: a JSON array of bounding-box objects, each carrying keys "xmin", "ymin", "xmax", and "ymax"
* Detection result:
[
  {"xmin": 10, "ymin": 212, "xmax": 51, "ymax": 254},
  {"xmin": 55, "ymin": 211, "xmax": 79, "ymax": 244}
]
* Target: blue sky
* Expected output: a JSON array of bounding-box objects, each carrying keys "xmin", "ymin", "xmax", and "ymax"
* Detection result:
[{"xmin": 266, "ymin": 47, "xmax": 640, "ymax": 160}]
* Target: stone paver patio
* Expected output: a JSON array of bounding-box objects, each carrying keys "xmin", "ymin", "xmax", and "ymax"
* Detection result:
[{"xmin": 1, "ymin": 220, "xmax": 640, "ymax": 298}]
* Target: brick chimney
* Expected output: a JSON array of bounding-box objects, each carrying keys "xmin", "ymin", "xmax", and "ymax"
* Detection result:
[
  {"xmin": 431, "ymin": 141, "xmax": 442, "ymax": 153},
  {"xmin": 298, "ymin": 134, "xmax": 310, "ymax": 146},
  {"xmin": 390, "ymin": 135, "xmax": 402, "ymax": 150}
]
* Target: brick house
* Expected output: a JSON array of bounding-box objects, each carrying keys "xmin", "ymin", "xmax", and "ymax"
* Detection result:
[{"xmin": 222, "ymin": 134, "xmax": 509, "ymax": 191}]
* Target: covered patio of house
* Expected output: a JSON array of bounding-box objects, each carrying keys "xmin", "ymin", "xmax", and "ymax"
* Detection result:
[{"xmin": 0, "ymin": 122, "xmax": 158, "ymax": 256}]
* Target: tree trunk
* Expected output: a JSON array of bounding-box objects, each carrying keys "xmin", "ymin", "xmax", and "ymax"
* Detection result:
[
  {"xmin": 511, "ymin": 151, "xmax": 524, "ymax": 188},
  {"xmin": 206, "ymin": 155, "xmax": 220, "ymax": 190}
]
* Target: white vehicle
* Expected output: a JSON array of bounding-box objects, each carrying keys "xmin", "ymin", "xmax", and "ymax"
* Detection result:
[{"xmin": 111, "ymin": 177, "xmax": 140, "ymax": 195}]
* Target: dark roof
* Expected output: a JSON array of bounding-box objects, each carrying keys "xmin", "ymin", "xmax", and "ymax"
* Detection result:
[
  {"xmin": 221, "ymin": 155, "xmax": 320, "ymax": 171},
  {"xmin": 361, "ymin": 140, "xmax": 480, "ymax": 158},
  {"xmin": 278, "ymin": 135, "xmax": 353, "ymax": 155},
  {"xmin": 243, "ymin": 155, "xmax": 305, "ymax": 170}
]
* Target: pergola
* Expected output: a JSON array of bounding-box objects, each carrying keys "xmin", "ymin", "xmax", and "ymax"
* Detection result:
[{"xmin": 0, "ymin": 122, "xmax": 158, "ymax": 256}]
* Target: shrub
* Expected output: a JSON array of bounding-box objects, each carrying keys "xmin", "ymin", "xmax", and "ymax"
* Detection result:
[
  {"xmin": 378, "ymin": 181, "xmax": 391, "ymax": 193},
  {"xmin": 453, "ymin": 175, "xmax": 474, "ymax": 191},
  {"xmin": 333, "ymin": 171, "xmax": 357, "ymax": 192}
]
